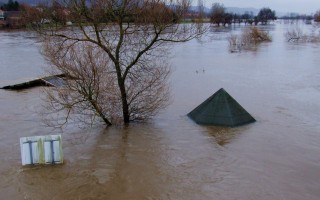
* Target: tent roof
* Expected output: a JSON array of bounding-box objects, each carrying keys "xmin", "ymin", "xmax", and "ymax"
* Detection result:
[{"xmin": 188, "ymin": 88, "xmax": 255, "ymax": 127}]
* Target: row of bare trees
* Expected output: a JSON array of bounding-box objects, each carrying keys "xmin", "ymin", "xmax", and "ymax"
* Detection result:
[{"xmin": 210, "ymin": 3, "xmax": 276, "ymax": 26}]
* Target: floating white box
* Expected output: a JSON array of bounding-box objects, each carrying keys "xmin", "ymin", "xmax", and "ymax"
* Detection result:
[{"xmin": 20, "ymin": 135, "xmax": 63, "ymax": 166}]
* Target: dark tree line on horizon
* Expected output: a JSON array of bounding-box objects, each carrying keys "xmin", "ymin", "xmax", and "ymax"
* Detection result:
[
  {"xmin": 209, "ymin": 3, "xmax": 276, "ymax": 26},
  {"xmin": 0, "ymin": 0, "xmax": 20, "ymax": 11},
  {"xmin": 3, "ymin": 0, "xmax": 320, "ymax": 26}
]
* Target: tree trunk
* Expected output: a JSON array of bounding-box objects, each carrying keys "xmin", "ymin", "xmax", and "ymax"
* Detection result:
[
  {"xmin": 119, "ymin": 80, "xmax": 130, "ymax": 124},
  {"xmin": 118, "ymin": 78, "xmax": 130, "ymax": 124}
]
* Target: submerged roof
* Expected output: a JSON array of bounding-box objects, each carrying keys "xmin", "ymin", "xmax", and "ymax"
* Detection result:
[
  {"xmin": 0, "ymin": 74, "xmax": 65, "ymax": 90},
  {"xmin": 188, "ymin": 88, "xmax": 256, "ymax": 127}
]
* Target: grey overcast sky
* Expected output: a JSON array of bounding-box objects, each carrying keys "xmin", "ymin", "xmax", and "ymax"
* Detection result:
[{"xmin": 205, "ymin": 0, "xmax": 319, "ymax": 14}]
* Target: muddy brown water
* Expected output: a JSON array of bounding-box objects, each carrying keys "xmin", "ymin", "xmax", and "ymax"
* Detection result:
[{"xmin": 1, "ymin": 22, "xmax": 320, "ymax": 199}]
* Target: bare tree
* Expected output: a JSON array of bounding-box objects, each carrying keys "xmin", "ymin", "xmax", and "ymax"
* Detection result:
[
  {"xmin": 210, "ymin": 2, "xmax": 225, "ymax": 26},
  {"xmin": 285, "ymin": 25, "xmax": 320, "ymax": 43},
  {"xmin": 37, "ymin": 0, "xmax": 203, "ymax": 127},
  {"xmin": 257, "ymin": 7, "xmax": 276, "ymax": 25},
  {"xmin": 228, "ymin": 27, "xmax": 271, "ymax": 52},
  {"xmin": 285, "ymin": 26, "xmax": 305, "ymax": 42},
  {"xmin": 42, "ymin": 42, "xmax": 170, "ymax": 128},
  {"xmin": 242, "ymin": 27, "xmax": 271, "ymax": 44},
  {"xmin": 314, "ymin": 10, "xmax": 320, "ymax": 22},
  {"xmin": 197, "ymin": 0, "xmax": 205, "ymax": 22}
]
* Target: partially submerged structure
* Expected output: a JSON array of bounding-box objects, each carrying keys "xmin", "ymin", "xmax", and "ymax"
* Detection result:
[
  {"xmin": 20, "ymin": 135, "xmax": 63, "ymax": 166},
  {"xmin": 188, "ymin": 88, "xmax": 256, "ymax": 127},
  {"xmin": 1, "ymin": 74, "xmax": 65, "ymax": 90}
]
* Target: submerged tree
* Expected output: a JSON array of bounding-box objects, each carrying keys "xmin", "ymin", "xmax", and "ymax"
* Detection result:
[
  {"xmin": 38, "ymin": 0, "xmax": 204, "ymax": 127},
  {"xmin": 228, "ymin": 27, "xmax": 271, "ymax": 52},
  {"xmin": 210, "ymin": 2, "xmax": 225, "ymax": 26},
  {"xmin": 314, "ymin": 10, "xmax": 320, "ymax": 22},
  {"xmin": 257, "ymin": 7, "xmax": 276, "ymax": 25},
  {"xmin": 197, "ymin": 0, "xmax": 205, "ymax": 22},
  {"xmin": 285, "ymin": 26, "xmax": 320, "ymax": 43}
]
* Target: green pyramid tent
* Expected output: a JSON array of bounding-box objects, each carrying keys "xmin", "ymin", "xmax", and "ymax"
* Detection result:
[{"xmin": 188, "ymin": 88, "xmax": 256, "ymax": 127}]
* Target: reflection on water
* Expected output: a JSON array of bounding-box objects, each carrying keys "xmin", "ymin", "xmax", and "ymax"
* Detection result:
[
  {"xmin": 1, "ymin": 22, "xmax": 320, "ymax": 199},
  {"xmin": 204, "ymin": 126, "xmax": 236, "ymax": 146}
]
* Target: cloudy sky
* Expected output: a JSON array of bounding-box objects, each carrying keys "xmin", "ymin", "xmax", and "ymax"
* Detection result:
[{"xmin": 205, "ymin": 0, "xmax": 319, "ymax": 14}]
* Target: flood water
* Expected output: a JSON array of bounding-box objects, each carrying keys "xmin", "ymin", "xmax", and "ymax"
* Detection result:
[{"xmin": 1, "ymin": 22, "xmax": 320, "ymax": 199}]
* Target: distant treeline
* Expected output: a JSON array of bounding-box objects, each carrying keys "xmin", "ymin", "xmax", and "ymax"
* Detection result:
[
  {"xmin": 1, "ymin": 0, "xmax": 320, "ymax": 30},
  {"xmin": 276, "ymin": 11, "xmax": 320, "ymax": 22},
  {"xmin": 279, "ymin": 14, "xmax": 313, "ymax": 21},
  {"xmin": 208, "ymin": 3, "xmax": 276, "ymax": 26}
]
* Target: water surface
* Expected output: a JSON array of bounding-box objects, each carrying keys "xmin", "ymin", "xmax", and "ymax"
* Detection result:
[{"xmin": 0, "ymin": 22, "xmax": 320, "ymax": 199}]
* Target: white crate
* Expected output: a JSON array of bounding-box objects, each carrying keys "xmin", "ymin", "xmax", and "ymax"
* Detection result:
[{"xmin": 20, "ymin": 135, "xmax": 63, "ymax": 166}]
